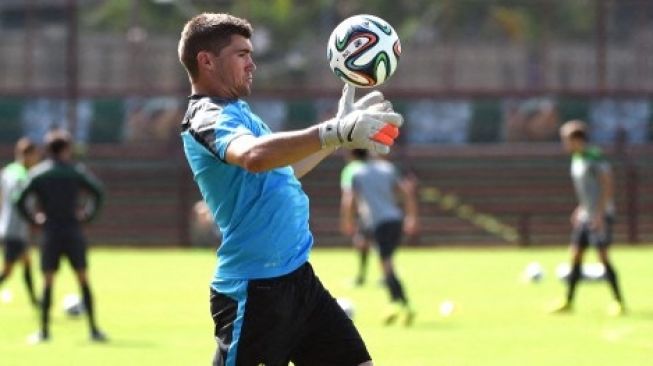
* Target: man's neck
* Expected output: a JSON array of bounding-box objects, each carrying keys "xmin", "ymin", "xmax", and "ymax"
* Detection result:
[{"xmin": 191, "ymin": 81, "xmax": 234, "ymax": 99}]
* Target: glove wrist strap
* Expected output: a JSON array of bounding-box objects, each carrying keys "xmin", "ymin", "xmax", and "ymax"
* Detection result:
[{"xmin": 318, "ymin": 118, "xmax": 343, "ymax": 148}]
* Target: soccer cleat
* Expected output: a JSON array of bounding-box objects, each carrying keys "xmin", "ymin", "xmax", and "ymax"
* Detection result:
[
  {"xmin": 607, "ymin": 301, "xmax": 625, "ymax": 317},
  {"xmin": 402, "ymin": 307, "xmax": 416, "ymax": 327},
  {"xmin": 382, "ymin": 303, "xmax": 403, "ymax": 325},
  {"xmin": 91, "ymin": 329, "xmax": 109, "ymax": 343},
  {"xmin": 26, "ymin": 331, "xmax": 49, "ymax": 345},
  {"xmin": 354, "ymin": 275, "xmax": 365, "ymax": 287},
  {"xmin": 548, "ymin": 300, "xmax": 573, "ymax": 314}
]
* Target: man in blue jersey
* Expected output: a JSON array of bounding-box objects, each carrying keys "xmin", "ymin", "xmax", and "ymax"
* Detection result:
[
  {"xmin": 551, "ymin": 120, "xmax": 624, "ymax": 316},
  {"xmin": 178, "ymin": 13, "xmax": 403, "ymax": 366}
]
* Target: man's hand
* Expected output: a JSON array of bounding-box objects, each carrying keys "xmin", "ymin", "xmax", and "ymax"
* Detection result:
[
  {"xmin": 403, "ymin": 215, "xmax": 419, "ymax": 236},
  {"xmin": 34, "ymin": 212, "xmax": 46, "ymax": 225},
  {"xmin": 336, "ymin": 83, "xmax": 390, "ymax": 118},
  {"xmin": 570, "ymin": 206, "xmax": 580, "ymax": 227},
  {"xmin": 319, "ymin": 84, "xmax": 403, "ymax": 154}
]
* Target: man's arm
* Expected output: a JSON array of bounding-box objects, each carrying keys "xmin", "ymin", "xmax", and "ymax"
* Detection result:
[
  {"xmin": 597, "ymin": 164, "xmax": 614, "ymax": 217},
  {"xmin": 225, "ymin": 86, "xmax": 401, "ymax": 174},
  {"xmin": 225, "ymin": 126, "xmax": 324, "ymax": 173},
  {"xmin": 15, "ymin": 179, "xmax": 38, "ymax": 226},
  {"xmin": 77, "ymin": 166, "xmax": 105, "ymax": 222},
  {"xmin": 340, "ymin": 188, "xmax": 357, "ymax": 237},
  {"xmin": 397, "ymin": 174, "xmax": 419, "ymax": 235}
]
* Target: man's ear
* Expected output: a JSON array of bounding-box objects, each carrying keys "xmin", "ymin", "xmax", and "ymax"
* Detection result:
[{"xmin": 196, "ymin": 51, "xmax": 214, "ymax": 73}]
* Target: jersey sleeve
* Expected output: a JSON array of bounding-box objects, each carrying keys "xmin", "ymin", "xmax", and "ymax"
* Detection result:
[
  {"xmin": 587, "ymin": 146, "xmax": 612, "ymax": 174},
  {"xmin": 214, "ymin": 112, "xmax": 253, "ymax": 161},
  {"xmin": 188, "ymin": 103, "xmax": 253, "ymax": 162},
  {"xmin": 340, "ymin": 164, "xmax": 355, "ymax": 190}
]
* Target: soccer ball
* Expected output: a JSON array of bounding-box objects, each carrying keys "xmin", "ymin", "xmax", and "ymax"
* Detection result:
[
  {"xmin": 556, "ymin": 262, "xmax": 606, "ymax": 282},
  {"xmin": 327, "ymin": 14, "xmax": 401, "ymax": 88},
  {"xmin": 439, "ymin": 300, "xmax": 455, "ymax": 317},
  {"xmin": 62, "ymin": 293, "xmax": 85, "ymax": 317},
  {"xmin": 523, "ymin": 262, "xmax": 544, "ymax": 283}
]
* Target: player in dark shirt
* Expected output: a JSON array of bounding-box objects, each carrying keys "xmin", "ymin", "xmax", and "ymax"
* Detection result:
[{"xmin": 16, "ymin": 129, "xmax": 106, "ymax": 343}]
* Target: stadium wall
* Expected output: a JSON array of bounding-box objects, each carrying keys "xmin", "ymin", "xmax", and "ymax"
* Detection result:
[{"xmin": 1, "ymin": 143, "xmax": 650, "ymax": 247}]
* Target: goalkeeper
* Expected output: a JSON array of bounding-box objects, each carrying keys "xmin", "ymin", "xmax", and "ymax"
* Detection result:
[{"xmin": 179, "ymin": 13, "xmax": 402, "ymax": 366}]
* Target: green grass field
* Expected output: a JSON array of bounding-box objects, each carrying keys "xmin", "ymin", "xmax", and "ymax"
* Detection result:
[{"xmin": 1, "ymin": 246, "xmax": 652, "ymax": 366}]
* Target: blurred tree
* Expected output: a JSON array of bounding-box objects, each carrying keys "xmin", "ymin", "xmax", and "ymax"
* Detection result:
[{"xmin": 82, "ymin": 0, "xmax": 188, "ymax": 33}]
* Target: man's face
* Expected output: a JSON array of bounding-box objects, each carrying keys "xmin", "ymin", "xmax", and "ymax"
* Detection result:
[
  {"xmin": 561, "ymin": 135, "xmax": 582, "ymax": 154},
  {"xmin": 211, "ymin": 35, "xmax": 256, "ymax": 98},
  {"xmin": 24, "ymin": 150, "xmax": 40, "ymax": 168}
]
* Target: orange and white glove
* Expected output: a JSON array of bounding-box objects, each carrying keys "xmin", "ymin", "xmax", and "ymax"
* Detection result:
[{"xmin": 319, "ymin": 84, "xmax": 403, "ymax": 154}]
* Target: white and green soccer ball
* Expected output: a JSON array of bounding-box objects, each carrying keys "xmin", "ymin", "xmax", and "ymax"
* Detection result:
[
  {"xmin": 523, "ymin": 262, "xmax": 544, "ymax": 283},
  {"xmin": 62, "ymin": 293, "xmax": 85, "ymax": 317},
  {"xmin": 327, "ymin": 14, "xmax": 401, "ymax": 88}
]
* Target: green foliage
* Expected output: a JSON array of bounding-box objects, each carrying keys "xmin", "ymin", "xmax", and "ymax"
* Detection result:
[
  {"xmin": 82, "ymin": 0, "xmax": 188, "ymax": 33},
  {"xmin": 79, "ymin": 0, "xmax": 601, "ymax": 52}
]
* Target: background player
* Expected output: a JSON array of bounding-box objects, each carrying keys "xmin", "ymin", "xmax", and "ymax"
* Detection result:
[
  {"xmin": 552, "ymin": 120, "xmax": 625, "ymax": 316},
  {"xmin": 340, "ymin": 149, "xmax": 373, "ymax": 286},
  {"xmin": 16, "ymin": 129, "xmax": 106, "ymax": 343},
  {"xmin": 178, "ymin": 13, "xmax": 402, "ymax": 365},
  {"xmin": 0, "ymin": 137, "xmax": 40, "ymax": 306},
  {"xmin": 342, "ymin": 152, "xmax": 419, "ymax": 325}
]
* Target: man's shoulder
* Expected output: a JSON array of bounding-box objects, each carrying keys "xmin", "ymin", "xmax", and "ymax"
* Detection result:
[
  {"xmin": 72, "ymin": 162, "xmax": 93, "ymax": 176},
  {"xmin": 28, "ymin": 160, "xmax": 54, "ymax": 178},
  {"xmin": 184, "ymin": 97, "xmax": 242, "ymax": 131},
  {"xmin": 584, "ymin": 146, "xmax": 608, "ymax": 163}
]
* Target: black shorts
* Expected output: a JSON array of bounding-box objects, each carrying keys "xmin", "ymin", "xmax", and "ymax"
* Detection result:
[
  {"xmin": 210, "ymin": 262, "xmax": 371, "ymax": 366},
  {"xmin": 41, "ymin": 229, "xmax": 88, "ymax": 272},
  {"xmin": 571, "ymin": 215, "xmax": 614, "ymax": 250},
  {"xmin": 374, "ymin": 220, "xmax": 403, "ymax": 259},
  {"xmin": 3, "ymin": 238, "xmax": 28, "ymax": 263}
]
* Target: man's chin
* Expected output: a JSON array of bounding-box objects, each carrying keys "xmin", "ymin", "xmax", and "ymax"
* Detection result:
[{"xmin": 238, "ymin": 86, "xmax": 252, "ymax": 97}]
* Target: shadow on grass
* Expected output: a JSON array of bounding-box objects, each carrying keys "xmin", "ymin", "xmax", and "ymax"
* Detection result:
[{"xmin": 77, "ymin": 338, "xmax": 158, "ymax": 348}]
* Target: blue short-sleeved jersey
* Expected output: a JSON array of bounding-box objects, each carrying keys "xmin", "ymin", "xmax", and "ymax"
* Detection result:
[{"xmin": 181, "ymin": 96, "xmax": 312, "ymax": 283}]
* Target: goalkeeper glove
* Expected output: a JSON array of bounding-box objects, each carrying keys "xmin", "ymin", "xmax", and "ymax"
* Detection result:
[{"xmin": 319, "ymin": 84, "xmax": 403, "ymax": 154}]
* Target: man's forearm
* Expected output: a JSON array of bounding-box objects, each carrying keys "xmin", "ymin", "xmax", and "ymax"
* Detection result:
[
  {"xmin": 15, "ymin": 194, "xmax": 38, "ymax": 226},
  {"xmin": 226, "ymin": 126, "xmax": 323, "ymax": 173}
]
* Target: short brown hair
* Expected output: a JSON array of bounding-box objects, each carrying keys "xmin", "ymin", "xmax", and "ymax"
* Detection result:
[
  {"xmin": 559, "ymin": 119, "xmax": 588, "ymax": 141},
  {"xmin": 44, "ymin": 129, "xmax": 72, "ymax": 157},
  {"xmin": 178, "ymin": 13, "xmax": 253, "ymax": 81},
  {"xmin": 14, "ymin": 137, "xmax": 36, "ymax": 159}
]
